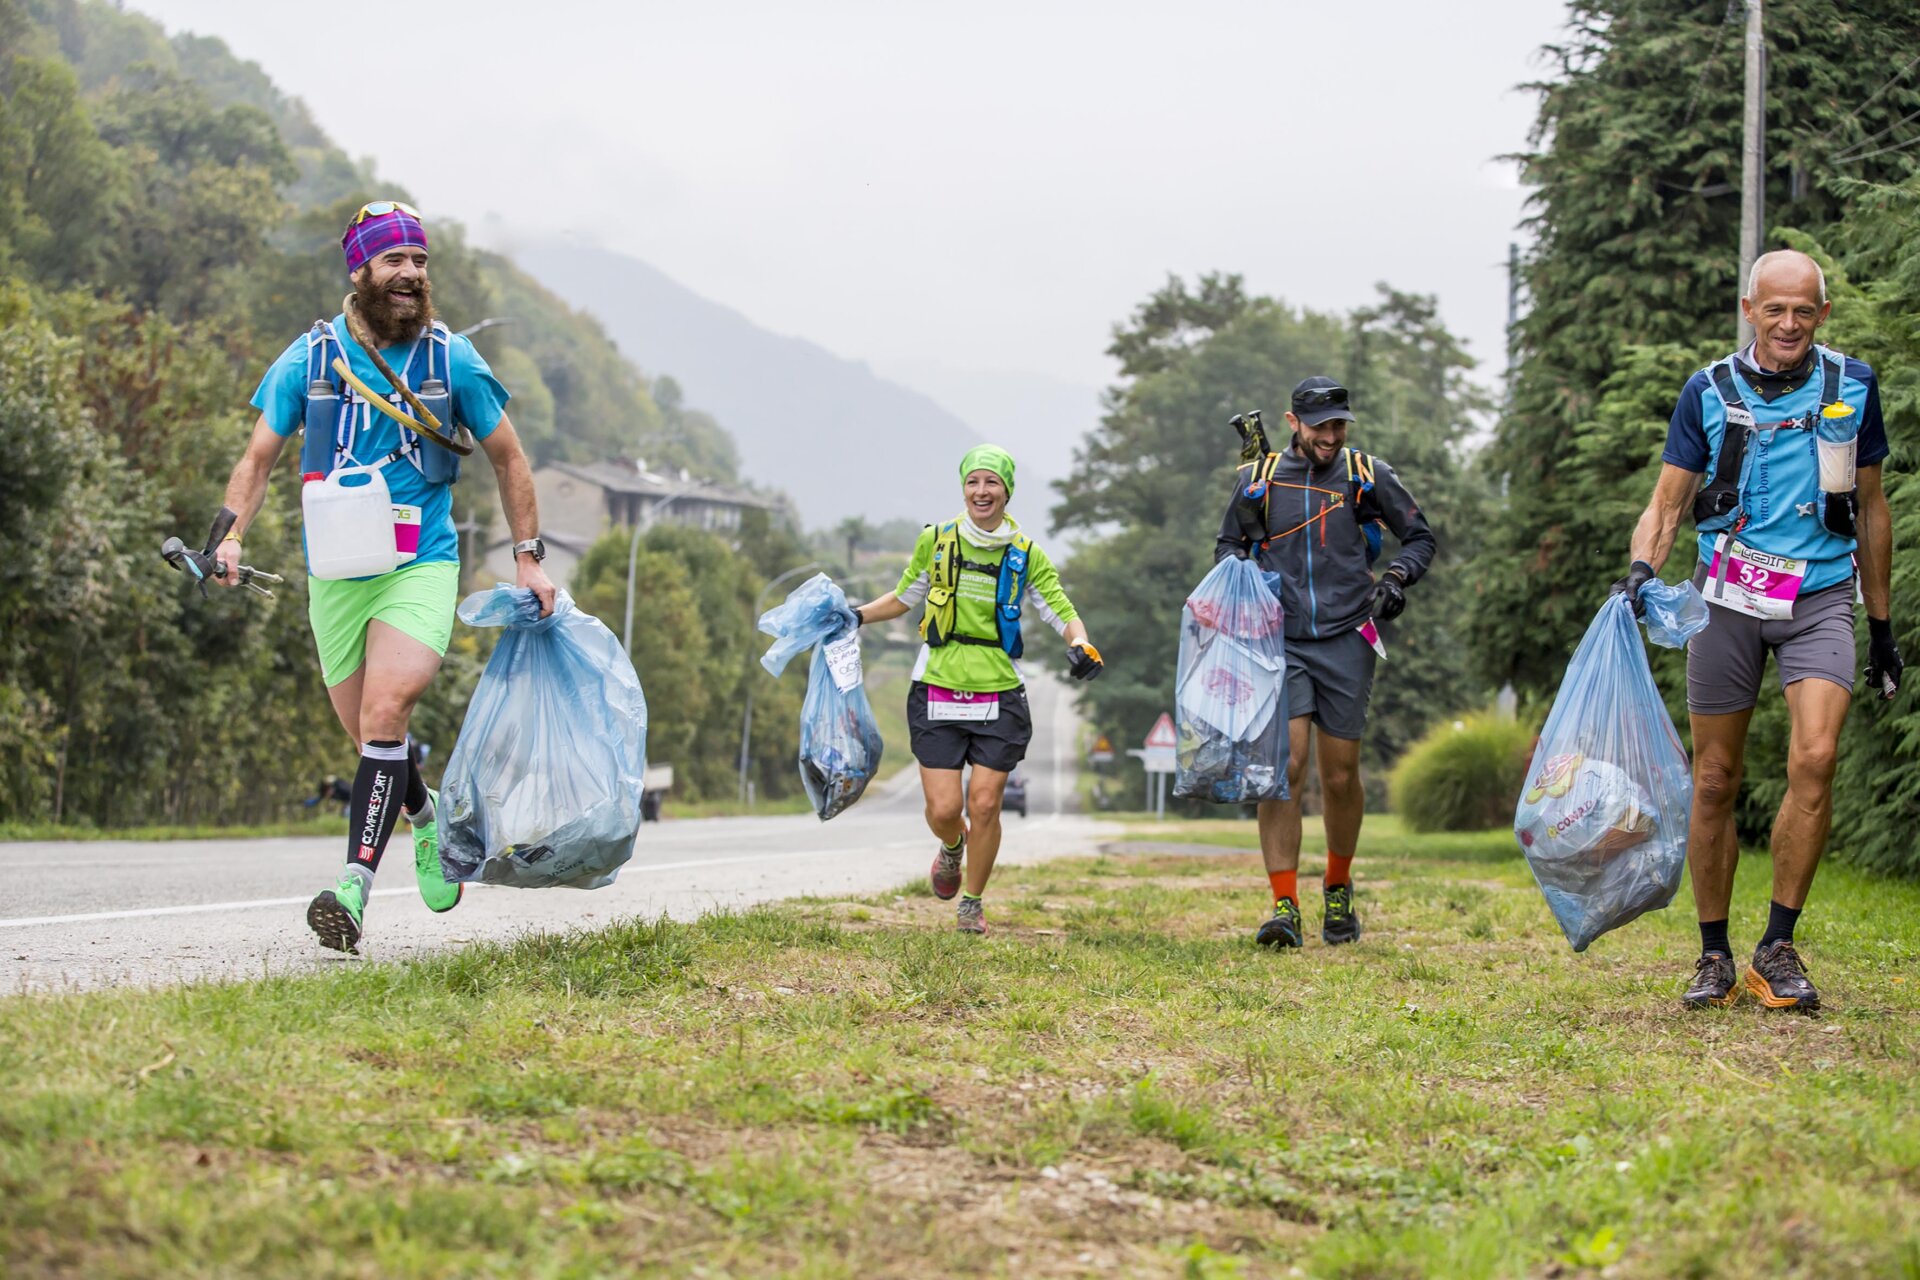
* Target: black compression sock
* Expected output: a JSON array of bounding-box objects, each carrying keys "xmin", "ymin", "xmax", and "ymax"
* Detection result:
[
  {"xmin": 404, "ymin": 752, "xmax": 429, "ymax": 815},
  {"xmin": 1760, "ymin": 900, "xmax": 1801, "ymax": 949},
  {"xmin": 1699, "ymin": 919, "xmax": 1731, "ymax": 958},
  {"xmin": 347, "ymin": 739, "xmax": 410, "ymax": 873}
]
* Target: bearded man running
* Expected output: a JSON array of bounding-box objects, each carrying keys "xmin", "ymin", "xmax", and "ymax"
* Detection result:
[{"xmin": 213, "ymin": 199, "xmax": 555, "ymax": 952}]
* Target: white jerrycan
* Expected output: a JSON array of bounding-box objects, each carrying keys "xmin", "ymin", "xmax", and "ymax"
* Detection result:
[{"xmin": 303, "ymin": 465, "xmax": 399, "ymax": 580}]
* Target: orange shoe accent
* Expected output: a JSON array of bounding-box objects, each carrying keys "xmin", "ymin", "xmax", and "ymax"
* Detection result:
[
  {"xmin": 1745, "ymin": 966, "xmax": 1812, "ymax": 1009},
  {"xmin": 1268, "ymin": 869, "xmax": 1297, "ymax": 905}
]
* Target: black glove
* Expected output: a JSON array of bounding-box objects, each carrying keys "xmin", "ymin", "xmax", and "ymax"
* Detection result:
[
  {"xmin": 1609, "ymin": 560, "xmax": 1657, "ymax": 618},
  {"xmin": 1866, "ymin": 617, "xmax": 1904, "ymax": 700},
  {"xmin": 1068, "ymin": 643, "xmax": 1104, "ymax": 682},
  {"xmin": 1370, "ymin": 569, "xmax": 1407, "ymax": 622}
]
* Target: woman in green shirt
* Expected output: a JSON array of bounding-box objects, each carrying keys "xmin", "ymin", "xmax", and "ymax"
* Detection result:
[{"xmin": 850, "ymin": 445, "xmax": 1103, "ymax": 934}]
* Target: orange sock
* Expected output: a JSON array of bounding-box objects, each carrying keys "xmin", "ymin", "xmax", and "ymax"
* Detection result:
[
  {"xmin": 1325, "ymin": 853, "xmax": 1353, "ymax": 888},
  {"xmin": 1267, "ymin": 870, "xmax": 1297, "ymax": 905}
]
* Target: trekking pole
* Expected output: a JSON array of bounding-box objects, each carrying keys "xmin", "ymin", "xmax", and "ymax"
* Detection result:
[{"xmin": 159, "ymin": 509, "xmax": 285, "ymax": 600}]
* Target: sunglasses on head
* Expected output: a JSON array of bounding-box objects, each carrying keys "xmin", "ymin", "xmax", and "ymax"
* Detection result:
[
  {"xmin": 1295, "ymin": 385, "xmax": 1350, "ymax": 410},
  {"xmin": 350, "ymin": 200, "xmax": 422, "ymax": 226}
]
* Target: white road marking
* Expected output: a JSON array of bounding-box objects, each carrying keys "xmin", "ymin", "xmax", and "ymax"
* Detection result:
[
  {"xmin": 0, "ymin": 888, "xmax": 415, "ymax": 930},
  {"xmin": 0, "ymin": 840, "xmax": 930, "ymax": 931}
]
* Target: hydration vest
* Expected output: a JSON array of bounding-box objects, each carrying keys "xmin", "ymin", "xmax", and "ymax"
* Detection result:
[
  {"xmin": 919, "ymin": 521, "xmax": 1034, "ymax": 658},
  {"xmin": 1693, "ymin": 346, "xmax": 1852, "ymax": 538},
  {"xmin": 1239, "ymin": 446, "xmax": 1386, "ymax": 564},
  {"xmin": 299, "ymin": 318, "xmax": 461, "ymax": 486}
]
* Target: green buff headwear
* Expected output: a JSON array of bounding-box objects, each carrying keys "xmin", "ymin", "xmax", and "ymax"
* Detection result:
[{"xmin": 960, "ymin": 444, "xmax": 1016, "ymax": 497}]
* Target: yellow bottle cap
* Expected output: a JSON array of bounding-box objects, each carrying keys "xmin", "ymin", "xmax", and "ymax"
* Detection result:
[{"xmin": 1822, "ymin": 401, "xmax": 1855, "ymax": 419}]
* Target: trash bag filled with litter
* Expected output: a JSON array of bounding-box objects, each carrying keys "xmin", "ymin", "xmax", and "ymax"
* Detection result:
[
  {"xmin": 1515, "ymin": 593, "xmax": 1693, "ymax": 951},
  {"xmin": 758, "ymin": 574, "xmax": 885, "ymax": 821},
  {"xmin": 1173, "ymin": 557, "xmax": 1289, "ymax": 805},
  {"xmin": 439, "ymin": 587, "xmax": 647, "ymax": 889}
]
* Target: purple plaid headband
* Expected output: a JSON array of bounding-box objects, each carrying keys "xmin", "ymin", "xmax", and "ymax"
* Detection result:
[{"xmin": 341, "ymin": 206, "xmax": 429, "ymax": 277}]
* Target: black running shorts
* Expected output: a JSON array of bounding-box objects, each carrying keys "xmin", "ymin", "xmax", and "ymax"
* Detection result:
[{"xmin": 907, "ymin": 682, "xmax": 1033, "ymax": 773}]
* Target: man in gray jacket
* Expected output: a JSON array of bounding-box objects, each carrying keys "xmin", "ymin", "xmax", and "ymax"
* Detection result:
[{"xmin": 1215, "ymin": 376, "xmax": 1437, "ymax": 949}]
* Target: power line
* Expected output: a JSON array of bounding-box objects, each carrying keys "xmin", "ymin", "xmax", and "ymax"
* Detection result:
[
  {"xmin": 1832, "ymin": 106, "xmax": 1920, "ymax": 163},
  {"xmin": 1678, "ymin": 0, "xmax": 1744, "ymax": 131},
  {"xmin": 1814, "ymin": 51, "xmax": 1920, "ymax": 145},
  {"xmin": 1833, "ymin": 132, "xmax": 1920, "ymax": 168}
]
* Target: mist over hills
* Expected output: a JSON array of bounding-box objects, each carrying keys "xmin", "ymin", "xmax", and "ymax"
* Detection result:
[{"xmin": 509, "ymin": 239, "xmax": 1077, "ymax": 530}]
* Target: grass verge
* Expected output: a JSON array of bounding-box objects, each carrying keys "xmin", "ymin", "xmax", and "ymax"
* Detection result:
[
  {"xmin": 4, "ymin": 824, "xmax": 1917, "ymax": 1277},
  {"xmin": 0, "ymin": 816, "xmax": 348, "ymax": 844}
]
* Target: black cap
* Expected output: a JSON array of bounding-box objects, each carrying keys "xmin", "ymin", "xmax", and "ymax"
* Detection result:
[{"xmin": 1290, "ymin": 376, "xmax": 1355, "ymax": 426}]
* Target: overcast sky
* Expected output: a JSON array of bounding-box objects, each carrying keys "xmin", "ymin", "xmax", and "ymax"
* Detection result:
[{"xmin": 135, "ymin": 0, "xmax": 1566, "ymax": 394}]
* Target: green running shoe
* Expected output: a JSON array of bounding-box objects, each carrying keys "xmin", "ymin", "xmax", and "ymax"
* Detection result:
[
  {"xmin": 307, "ymin": 871, "xmax": 366, "ymax": 953},
  {"xmin": 1256, "ymin": 897, "xmax": 1303, "ymax": 948},
  {"xmin": 1322, "ymin": 883, "xmax": 1362, "ymax": 945},
  {"xmin": 412, "ymin": 793, "xmax": 461, "ymax": 913}
]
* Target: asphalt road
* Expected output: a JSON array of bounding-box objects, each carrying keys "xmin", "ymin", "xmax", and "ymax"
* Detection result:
[{"xmin": 1, "ymin": 669, "xmax": 1114, "ymax": 994}]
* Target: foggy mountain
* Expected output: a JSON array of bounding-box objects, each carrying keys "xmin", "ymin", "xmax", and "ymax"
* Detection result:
[{"xmin": 510, "ymin": 240, "xmax": 996, "ymax": 528}]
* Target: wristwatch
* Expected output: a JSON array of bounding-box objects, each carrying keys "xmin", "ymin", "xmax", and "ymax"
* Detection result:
[{"xmin": 511, "ymin": 537, "xmax": 547, "ymax": 562}]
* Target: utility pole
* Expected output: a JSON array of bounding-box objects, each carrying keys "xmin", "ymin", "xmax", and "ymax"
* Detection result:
[
  {"xmin": 1737, "ymin": 0, "xmax": 1765, "ymax": 347},
  {"xmin": 1504, "ymin": 241, "xmax": 1521, "ymax": 409}
]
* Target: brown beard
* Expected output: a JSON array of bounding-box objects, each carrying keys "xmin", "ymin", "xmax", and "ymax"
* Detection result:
[{"xmin": 351, "ymin": 271, "xmax": 435, "ymax": 346}]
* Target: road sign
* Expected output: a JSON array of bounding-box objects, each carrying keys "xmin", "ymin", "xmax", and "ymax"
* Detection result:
[
  {"xmin": 1144, "ymin": 713, "xmax": 1177, "ymax": 750},
  {"xmin": 1126, "ymin": 747, "xmax": 1177, "ymax": 774},
  {"xmin": 1089, "ymin": 733, "xmax": 1115, "ymax": 765}
]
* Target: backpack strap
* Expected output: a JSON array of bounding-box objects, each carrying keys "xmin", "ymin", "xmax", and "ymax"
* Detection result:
[
  {"xmin": 920, "ymin": 522, "xmax": 962, "ymax": 647},
  {"xmin": 1693, "ymin": 357, "xmax": 1756, "ymax": 528},
  {"xmin": 996, "ymin": 535, "xmax": 1033, "ymax": 659},
  {"xmin": 1346, "ymin": 448, "xmax": 1386, "ymax": 566},
  {"xmin": 1817, "ymin": 346, "xmax": 1844, "ymax": 410},
  {"xmin": 300, "ymin": 320, "xmax": 351, "ymax": 475}
]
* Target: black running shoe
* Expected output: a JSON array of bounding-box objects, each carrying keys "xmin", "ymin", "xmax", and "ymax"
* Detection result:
[
  {"xmin": 1322, "ymin": 883, "xmax": 1361, "ymax": 945},
  {"xmin": 1255, "ymin": 897, "xmax": 1303, "ymax": 948},
  {"xmin": 1681, "ymin": 952, "xmax": 1740, "ymax": 1008},
  {"xmin": 1747, "ymin": 939, "xmax": 1819, "ymax": 1011}
]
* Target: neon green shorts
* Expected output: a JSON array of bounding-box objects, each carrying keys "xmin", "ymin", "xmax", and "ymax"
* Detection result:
[{"xmin": 307, "ymin": 560, "xmax": 461, "ymax": 687}]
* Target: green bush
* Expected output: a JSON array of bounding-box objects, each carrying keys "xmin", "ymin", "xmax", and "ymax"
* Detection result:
[{"xmin": 1389, "ymin": 711, "xmax": 1537, "ymax": 834}]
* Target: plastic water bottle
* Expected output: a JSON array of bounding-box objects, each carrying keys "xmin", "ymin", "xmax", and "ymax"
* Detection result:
[{"xmin": 1816, "ymin": 402, "xmax": 1858, "ymax": 494}]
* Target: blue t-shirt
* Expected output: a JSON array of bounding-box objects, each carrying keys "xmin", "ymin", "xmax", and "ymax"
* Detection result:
[
  {"xmin": 252, "ymin": 317, "xmax": 510, "ymax": 571},
  {"xmin": 1661, "ymin": 345, "xmax": 1886, "ymax": 593}
]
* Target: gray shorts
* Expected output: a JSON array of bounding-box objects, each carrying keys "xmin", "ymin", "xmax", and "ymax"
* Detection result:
[
  {"xmin": 1686, "ymin": 570, "xmax": 1856, "ymax": 715},
  {"xmin": 1285, "ymin": 628, "xmax": 1378, "ymax": 740}
]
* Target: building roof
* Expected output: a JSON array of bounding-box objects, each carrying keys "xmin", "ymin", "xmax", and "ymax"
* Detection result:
[{"xmin": 548, "ymin": 460, "xmax": 780, "ymax": 511}]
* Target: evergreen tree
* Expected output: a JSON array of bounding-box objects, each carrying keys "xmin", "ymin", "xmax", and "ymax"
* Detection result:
[{"xmin": 1471, "ymin": 0, "xmax": 1920, "ymax": 695}]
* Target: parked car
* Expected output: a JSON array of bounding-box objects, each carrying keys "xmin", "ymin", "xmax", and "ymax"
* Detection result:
[
  {"xmin": 1003, "ymin": 772, "xmax": 1028, "ymax": 818},
  {"xmin": 642, "ymin": 763, "xmax": 674, "ymax": 822}
]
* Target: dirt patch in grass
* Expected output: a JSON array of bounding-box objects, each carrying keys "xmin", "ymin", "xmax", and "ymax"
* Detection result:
[{"xmin": 861, "ymin": 1136, "xmax": 1314, "ymax": 1276}]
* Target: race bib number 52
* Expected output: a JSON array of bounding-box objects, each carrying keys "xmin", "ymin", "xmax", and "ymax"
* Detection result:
[{"xmin": 1704, "ymin": 535, "xmax": 1805, "ymax": 621}]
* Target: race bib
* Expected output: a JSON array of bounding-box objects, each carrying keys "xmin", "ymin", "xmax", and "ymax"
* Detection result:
[
  {"xmin": 926, "ymin": 685, "xmax": 1000, "ymax": 722},
  {"xmin": 392, "ymin": 503, "xmax": 422, "ymax": 564},
  {"xmin": 823, "ymin": 634, "xmax": 864, "ymax": 693},
  {"xmin": 1358, "ymin": 618, "xmax": 1387, "ymax": 660},
  {"xmin": 1704, "ymin": 534, "xmax": 1805, "ymax": 620}
]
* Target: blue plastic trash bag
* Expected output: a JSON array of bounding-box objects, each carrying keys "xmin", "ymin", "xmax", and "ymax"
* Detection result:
[
  {"xmin": 1173, "ymin": 557, "xmax": 1289, "ymax": 804},
  {"xmin": 1515, "ymin": 594, "xmax": 1691, "ymax": 951},
  {"xmin": 758, "ymin": 574, "xmax": 884, "ymax": 821},
  {"xmin": 1638, "ymin": 578, "xmax": 1710, "ymax": 649},
  {"xmin": 438, "ymin": 587, "xmax": 648, "ymax": 889}
]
